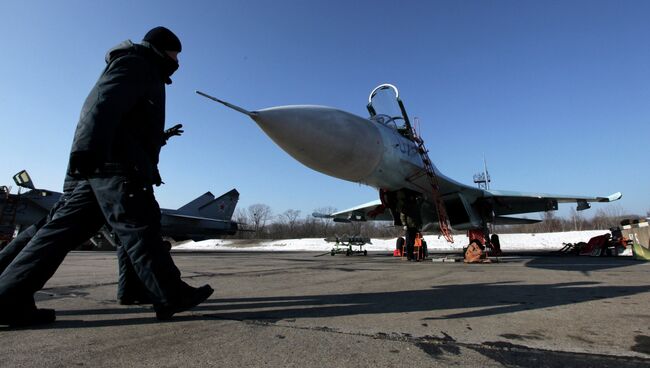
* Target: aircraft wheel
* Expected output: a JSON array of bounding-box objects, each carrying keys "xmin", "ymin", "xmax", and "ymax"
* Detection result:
[
  {"xmin": 331, "ymin": 250, "xmax": 335, "ymax": 256},
  {"xmin": 346, "ymin": 249, "xmax": 352, "ymax": 256},
  {"xmin": 363, "ymin": 250, "xmax": 367, "ymax": 256}
]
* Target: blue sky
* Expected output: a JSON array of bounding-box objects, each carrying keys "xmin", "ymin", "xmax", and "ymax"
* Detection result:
[{"xmin": 1, "ymin": 0, "xmax": 648, "ymax": 220}]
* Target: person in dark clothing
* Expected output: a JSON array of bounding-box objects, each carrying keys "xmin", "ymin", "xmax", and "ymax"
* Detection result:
[
  {"xmin": 396, "ymin": 190, "xmax": 422, "ymax": 261},
  {"xmin": 402, "ymin": 221, "xmax": 419, "ymax": 261},
  {"xmin": 0, "ymin": 213, "xmax": 154, "ymax": 306},
  {"xmin": 0, "ymin": 174, "xmax": 78, "ymax": 276},
  {"xmin": 0, "ymin": 160, "xmax": 175, "ymax": 305},
  {"xmin": 0, "ymin": 27, "xmax": 212, "ymax": 327},
  {"xmin": 0, "ymin": 211, "xmax": 55, "ymax": 273}
]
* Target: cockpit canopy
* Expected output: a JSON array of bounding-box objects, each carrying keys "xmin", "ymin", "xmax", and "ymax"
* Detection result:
[{"xmin": 367, "ymin": 84, "xmax": 412, "ymax": 136}]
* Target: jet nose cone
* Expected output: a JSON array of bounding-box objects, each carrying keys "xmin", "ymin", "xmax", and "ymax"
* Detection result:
[{"xmin": 251, "ymin": 105, "xmax": 383, "ymax": 181}]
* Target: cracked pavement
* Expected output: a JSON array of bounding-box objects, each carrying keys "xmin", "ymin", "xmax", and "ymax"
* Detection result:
[{"xmin": 1, "ymin": 250, "xmax": 649, "ymax": 367}]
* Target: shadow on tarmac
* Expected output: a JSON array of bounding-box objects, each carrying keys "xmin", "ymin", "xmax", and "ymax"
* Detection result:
[
  {"xmin": 27, "ymin": 280, "xmax": 649, "ymax": 329},
  {"xmin": 525, "ymin": 256, "xmax": 646, "ymax": 273},
  {"xmin": 0, "ymin": 311, "xmax": 203, "ymax": 331},
  {"xmin": 197, "ymin": 281, "xmax": 650, "ymax": 321}
]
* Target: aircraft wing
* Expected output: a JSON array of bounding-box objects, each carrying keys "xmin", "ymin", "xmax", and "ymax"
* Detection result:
[
  {"xmin": 312, "ymin": 190, "xmax": 621, "ymax": 226},
  {"xmin": 313, "ymin": 200, "xmax": 393, "ymax": 222},
  {"xmin": 163, "ymin": 213, "xmax": 235, "ymax": 223},
  {"xmin": 21, "ymin": 189, "xmax": 63, "ymax": 211},
  {"xmin": 482, "ymin": 190, "xmax": 622, "ymax": 215}
]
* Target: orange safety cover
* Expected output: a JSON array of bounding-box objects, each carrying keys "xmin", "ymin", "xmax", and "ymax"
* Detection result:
[{"xmin": 579, "ymin": 234, "xmax": 610, "ymax": 256}]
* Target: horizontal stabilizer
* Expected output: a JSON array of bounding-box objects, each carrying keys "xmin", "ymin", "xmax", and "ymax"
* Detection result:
[
  {"xmin": 165, "ymin": 213, "xmax": 233, "ymax": 223},
  {"xmin": 493, "ymin": 216, "xmax": 542, "ymax": 225}
]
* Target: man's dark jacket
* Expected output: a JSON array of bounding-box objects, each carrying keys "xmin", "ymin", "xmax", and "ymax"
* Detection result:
[{"xmin": 68, "ymin": 40, "xmax": 168, "ymax": 186}]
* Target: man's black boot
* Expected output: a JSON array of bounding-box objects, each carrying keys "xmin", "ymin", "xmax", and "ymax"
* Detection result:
[
  {"xmin": 118, "ymin": 296, "xmax": 153, "ymax": 305},
  {"xmin": 0, "ymin": 307, "xmax": 56, "ymax": 327},
  {"xmin": 154, "ymin": 284, "xmax": 213, "ymax": 320}
]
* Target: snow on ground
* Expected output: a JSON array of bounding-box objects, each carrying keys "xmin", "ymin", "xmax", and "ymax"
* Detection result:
[{"xmin": 173, "ymin": 230, "xmax": 612, "ymax": 253}]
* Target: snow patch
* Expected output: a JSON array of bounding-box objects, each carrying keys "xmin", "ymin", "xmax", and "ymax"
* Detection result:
[{"xmin": 173, "ymin": 230, "xmax": 611, "ymax": 252}]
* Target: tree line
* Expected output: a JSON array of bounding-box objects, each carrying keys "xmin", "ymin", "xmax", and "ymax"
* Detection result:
[{"xmin": 231, "ymin": 204, "xmax": 649, "ymax": 240}]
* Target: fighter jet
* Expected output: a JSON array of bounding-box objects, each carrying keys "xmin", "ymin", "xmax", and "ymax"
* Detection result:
[
  {"xmin": 197, "ymin": 84, "xmax": 621, "ymax": 242},
  {"xmin": 0, "ymin": 171, "xmax": 62, "ymax": 246},
  {"xmin": 159, "ymin": 189, "xmax": 239, "ymax": 241},
  {"xmin": 1, "ymin": 170, "xmax": 239, "ymax": 248}
]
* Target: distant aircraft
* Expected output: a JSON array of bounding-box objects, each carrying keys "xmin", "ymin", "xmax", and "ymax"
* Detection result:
[
  {"xmin": 0, "ymin": 171, "xmax": 60, "ymax": 247},
  {"xmin": 159, "ymin": 189, "xmax": 239, "ymax": 241},
  {"xmin": 0, "ymin": 170, "xmax": 239, "ymax": 248},
  {"xmin": 197, "ymin": 84, "xmax": 621, "ymax": 242}
]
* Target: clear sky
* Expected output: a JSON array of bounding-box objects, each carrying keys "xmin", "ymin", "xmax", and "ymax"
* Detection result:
[{"xmin": 1, "ymin": 0, "xmax": 648, "ymax": 220}]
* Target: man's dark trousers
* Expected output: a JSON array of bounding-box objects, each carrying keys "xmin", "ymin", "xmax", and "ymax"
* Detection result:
[
  {"xmin": 117, "ymin": 243, "xmax": 151, "ymax": 301},
  {"xmin": 0, "ymin": 177, "xmax": 182, "ymax": 307},
  {"xmin": 0, "ymin": 192, "xmax": 71, "ymax": 274},
  {"xmin": 0, "ymin": 218, "xmax": 46, "ymax": 275},
  {"xmin": 405, "ymin": 227, "xmax": 418, "ymax": 260},
  {"xmin": 0, "ymin": 195, "xmax": 149, "ymax": 302}
]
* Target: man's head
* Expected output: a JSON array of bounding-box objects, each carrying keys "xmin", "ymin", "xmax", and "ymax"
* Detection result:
[
  {"xmin": 142, "ymin": 26, "xmax": 181, "ymax": 84},
  {"xmin": 143, "ymin": 26, "xmax": 182, "ymax": 54}
]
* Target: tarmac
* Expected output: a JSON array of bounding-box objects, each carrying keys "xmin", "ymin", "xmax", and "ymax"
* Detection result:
[{"xmin": 1, "ymin": 250, "xmax": 649, "ymax": 367}]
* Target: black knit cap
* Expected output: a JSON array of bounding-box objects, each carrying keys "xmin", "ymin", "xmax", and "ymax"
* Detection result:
[{"xmin": 143, "ymin": 26, "xmax": 182, "ymax": 52}]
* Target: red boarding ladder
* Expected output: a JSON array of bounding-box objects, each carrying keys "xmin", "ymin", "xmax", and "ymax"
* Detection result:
[{"xmin": 412, "ymin": 120, "xmax": 454, "ymax": 243}]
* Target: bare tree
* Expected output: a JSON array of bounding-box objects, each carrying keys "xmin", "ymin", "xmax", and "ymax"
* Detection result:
[
  {"xmin": 279, "ymin": 209, "xmax": 302, "ymax": 233},
  {"xmin": 604, "ymin": 204, "xmax": 626, "ymax": 223},
  {"xmin": 541, "ymin": 211, "xmax": 562, "ymax": 232},
  {"xmin": 568, "ymin": 208, "xmax": 585, "ymax": 231},
  {"xmin": 229, "ymin": 201, "xmax": 641, "ymax": 240},
  {"xmin": 300, "ymin": 214, "xmax": 319, "ymax": 238},
  {"xmin": 313, "ymin": 206, "xmax": 336, "ymax": 236},
  {"xmin": 234, "ymin": 208, "xmax": 248, "ymax": 225},
  {"xmin": 231, "ymin": 208, "xmax": 251, "ymax": 238},
  {"xmin": 591, "ymin": 205, "xmax": 627, "ymax": 230},
  {"xmin": 591, "ymin": 208, "xmax": 611, "ymax": 230},
  {"xmin": 248, "ymin": 204, "xmax": 272, "ymax": 237}
]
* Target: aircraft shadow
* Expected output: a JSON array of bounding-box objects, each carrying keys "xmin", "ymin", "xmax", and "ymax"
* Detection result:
[{"xmin": 524, "ymin": 256, "xmax": 645, "ymax": 272}]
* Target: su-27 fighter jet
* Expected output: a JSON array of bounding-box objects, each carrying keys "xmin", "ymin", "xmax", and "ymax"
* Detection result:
[
  {"xmin": 197, "ymin": 84, "xmax": 621, "ymax": 242},
  {"xmin": 0, "ymin": 170, "xmax": 239, "ymax": 248}
]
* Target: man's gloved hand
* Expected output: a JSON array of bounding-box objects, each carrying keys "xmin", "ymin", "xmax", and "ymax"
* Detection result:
[{"xmin": 164, "ymin": 123, "xmax": 184, "ymax": 141}]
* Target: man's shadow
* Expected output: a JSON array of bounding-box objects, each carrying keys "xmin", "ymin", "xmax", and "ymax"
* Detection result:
[{"xmin": 16, "ymin": 280, "xmax": 649, "ymax": 329}]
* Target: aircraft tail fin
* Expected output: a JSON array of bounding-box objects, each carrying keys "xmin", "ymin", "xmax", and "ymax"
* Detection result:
[
  {"xmin": 178, "ymin": 189, "xmax": 240, "ymax": 220},
  {"xmin": 13, "ymin": 170, "xmax": 36, "ymax": 190},
  {"xmin": 177, "ymin": 192, "xmax": 215, "ymax": 213}
]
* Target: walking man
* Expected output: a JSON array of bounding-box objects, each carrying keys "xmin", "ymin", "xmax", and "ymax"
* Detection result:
[{"xmin": 0, "ymin": 27, "xmax": 212, "ymax": 327}]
